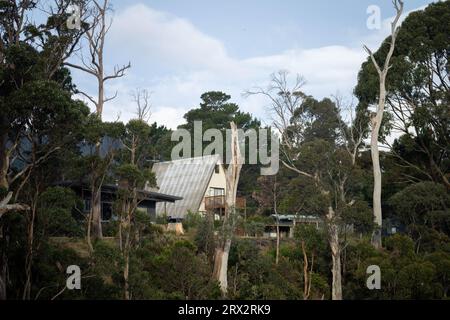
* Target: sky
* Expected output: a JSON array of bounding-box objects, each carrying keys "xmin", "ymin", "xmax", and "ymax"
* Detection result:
[{"xmin": 69, "ymin": 0, "xmax": 438, "ymax": 129}]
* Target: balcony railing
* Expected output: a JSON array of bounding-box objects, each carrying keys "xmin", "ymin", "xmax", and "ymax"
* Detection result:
[{"xmin": 204, "ymin": 195, "xmax": 246, "ymax": 211}]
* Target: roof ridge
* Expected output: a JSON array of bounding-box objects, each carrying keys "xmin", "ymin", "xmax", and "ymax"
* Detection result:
[{"xmin": 155, "ymin": 154, "xmax": 221, "ymax": 165}]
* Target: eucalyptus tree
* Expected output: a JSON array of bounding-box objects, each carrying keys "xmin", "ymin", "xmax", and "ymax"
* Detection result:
[
  {"xmin": 360, "ymin": 0, "xmax": 403, "ymax": 248},
  {"xmin": 247, "ymin": 71, "xmax": 368, "ymax": 300},
  {"xmin": 0, "ymin": 0, "xmax": 87, "ymax": 218},
  {"xmin": 356, "ymin": 1, "xmax": 449, "ymax": 191},
  {"xmin": 113, "ymin": 91, "xmax": 158, "ymax": 299},
  {"xmin": 0, "ymin": 0, "xmax": 90, "ymax": 299}
]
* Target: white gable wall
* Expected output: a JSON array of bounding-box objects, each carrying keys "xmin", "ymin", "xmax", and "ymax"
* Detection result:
[{"xmin": 198, "ymin": 162, "xmax": 227, "ymax": 213}]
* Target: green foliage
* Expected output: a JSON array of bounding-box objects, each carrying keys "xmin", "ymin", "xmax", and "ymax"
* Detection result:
[
  {"xmin": 294, "ymin": 224, "xmax": 326, "ymax": 253},
  {"xmin": 355, "ymin": 1, "xmax": 450, "ymax": 187},
  {"xmin": 341, "ymin": 200, "xmax": 374, "ymax": 235},
  {"xmin": 38, "ymin": 187, "xmax": 83, "ymax": 237},
  {"xmin": 183, "ymin": 211, "xmax": 203, "ymax": 231},
  {"xmin": 240, "ymin": 215, "xmax": 271, "ymax": 237},
  {"xmin": 343, "ymin": 234, "xmax": 449, "ymax": 300},
  {"xmin": 155, "ymin": 213, "xmax": 169, "ymax": 225},
  {"xmin": 115, "ymin": 164, "xmax": 155, "ymax": 190},
  {"xmin": 1, "ymin": 1, "xmax": 450, "ymax": 302},
  {"xmin": 228, "ymin": 239, "xmax": 329, "ymax": 299},
  {"xmin": 195, "ymin": 215, "xmax": 216, "ymax": 263},
  {"xmin": 389, "ymin": 182, "xmax": 450, "ymax": 235},
  {"xmin": 181, "ymin": 92, "xmax": 260, "ymax": 132},
  {"xmin": 132, "ymin": 239, "xmax": 221, "ymax": 299}
]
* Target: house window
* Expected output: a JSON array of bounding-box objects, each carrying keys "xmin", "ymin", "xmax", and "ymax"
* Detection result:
[
  {"xmin": 215, "ymin": 165, "xmax": 220, "ymax": 174},
  {"xmin": 209, "ymin": 187, "xmax": 225, "ymax": 197},
  {"xmin": 101, "ymin": 202, "xmax": 113, "ymax": 222},
  {"xmin": 83, "ymin": 199, "xmax": 91, "ymax": 213}
]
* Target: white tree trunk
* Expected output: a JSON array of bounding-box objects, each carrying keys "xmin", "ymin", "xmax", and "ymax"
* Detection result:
[
  {"xmin": 214, "ymin": 122, "xmax": 242, "ymax": 296},
  {"xmin": 216, "ymin": 239, "xmax": 231, "ymax": 293},
  {"xmin": 364, "ymin": 0, "xmax": 404, "ymax": 249},
  {"xmin": 327, "ymin": 206, "xmax": 342, "ymax": 300},
  {"xmin": 371, "ymin": 80, "xmax": 385, "ymax": 249}
]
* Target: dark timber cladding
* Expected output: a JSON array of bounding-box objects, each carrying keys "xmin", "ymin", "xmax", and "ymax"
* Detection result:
[{"xmin": 56, "ymin": 181, "xmax": 182, "ymax": 221}]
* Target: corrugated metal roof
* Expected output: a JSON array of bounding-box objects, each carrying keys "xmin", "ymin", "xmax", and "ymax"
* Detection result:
[{"xmin": 149, "ymin": 155, "xmax": 221, "ymax": 218}]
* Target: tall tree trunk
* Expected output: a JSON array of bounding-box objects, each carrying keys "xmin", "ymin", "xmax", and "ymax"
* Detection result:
[
  {"xmin": 123, "ymin": 251, "xmax": 130, "ymax": 300},
  {"xmin": 23, "ymin": 195, "xmax": 38, "ymax": 300},
  {"xmin": 371, "ymin": 88, "xmax": 384, "ymax": 249},
  {"xmin": 123, "ymin": 205, "xmax": 131, "ymax": 300},
  {"xmin": 21, "ymin": 152, "xmax": 40, "ymax": 301},
  {"xmin": 213, "ymin": 239, "xmax": 231, "ymax": 295},
  {"xmin": 87, "ymin": 179, "xmax": 103, "ymax": 242},
  {"xmin": 276, "ymin": 221, "xmax": 280, "ymax": 265},
  {"xmin": 274, "ymin": 181, "xmax": 280, "ymax": 265},
  {"xmin": 0, "ymin": 225, "xmax": 8, "ymax": 300},
  {"xmin": 97, "ymin": 76, "xmax": 104, "ymax": 116},
  {"xmin": 0, "ymin": 132, "xmax": 9, "ymax": 190},
  {"xmin": 364, "ymin": 0, "xmax": 404, "ymax": 249},
  {"xmin": 301, "ymin": 240, "xmax": 310, "ymax": 300},
  {"xmin": 213, "ymin": 122, "xmax": 242, "ymax": 296},
  {"xmin": 91, "ymin": 186, "xmax": 103, "ymax": 239},
  {"xmin": 327, "ymin": 206, "xmax": 342, "ymax": 300}
]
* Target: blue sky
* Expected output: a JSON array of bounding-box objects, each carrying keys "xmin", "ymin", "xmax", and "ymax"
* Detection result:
[{"xmin": 70, "ymin": 0, "xmax": 438, "ymax": 128}]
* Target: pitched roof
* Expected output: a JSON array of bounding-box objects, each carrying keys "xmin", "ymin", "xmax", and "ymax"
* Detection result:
[{"xmin": 150, "ymin": 155, "xmax": 222, "ymax": 218}]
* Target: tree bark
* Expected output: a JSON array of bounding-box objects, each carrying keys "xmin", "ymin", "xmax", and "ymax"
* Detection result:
[
  {"xmin": 91, "ymin": 186, "xmax": 103, "ymax": 239},
  {"xmin": 0, "ymin": 224, "xmax": 8, "ymax": 300},
  {"xmin": 276, "ymin": 221, "xmax": 280, "ymax": 266},
  {"xmin": 364, "ymin": 0, "xmax": 404, "ymax": 249},
  {"xmin": 274, "ymin": 181, "xmax": 280, "ymax": 265},
  {"xmin": 213, "ymin": 239, "xmax": 231, "ymax": 294},
  {"xmin": 371, "ymin": 86, "xmax": 384, "ymax": 249},
  {"xmin": 213, "ymin": 122, "xmax": 242, "ymax": 296},
  {"xmin": 0, "ymin": 132, "xmax": 9, "ymax": 190},
  {"xmin": 22, "ymin": 199, "xmax": 37, "ymax": 300},
  {"xmin": 123, "ymin": 250, "xmax": 130, "ymax": 300},
  {"xmin": 301, "ymin": 240, "xmax": 310, "ymax": 300},
  {"xmin": 327, "ymin": 206, "xmax": 342, "ymax": 300}
]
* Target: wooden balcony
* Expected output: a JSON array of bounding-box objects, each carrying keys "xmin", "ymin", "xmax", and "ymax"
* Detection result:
[{"xmin": 204, "ymin": 195, "xmax": 247, "ymax": 211}]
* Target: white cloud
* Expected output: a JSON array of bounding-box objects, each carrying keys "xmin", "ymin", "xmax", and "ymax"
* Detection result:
[
  {"xmin": 72, "ymin": 3, "xmax": 428, "ymax": 129},
  {"xmin": 108, "ymin": 4, "xmax": 232, "ymax": 71}
]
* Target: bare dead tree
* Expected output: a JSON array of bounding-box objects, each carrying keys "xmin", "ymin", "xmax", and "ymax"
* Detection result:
[
  {"xmin": 333, "ymin": 93, "xmax": 369, "ymax": 166},
  {"xmin": 363, "ymin": 0, "xmax": 404, "ymax": 249},
  {"xmin": 121, "ymin": 89, "xmax": 152, "ymax": 166},
  {"xmin": 131, "ymin": 89, "xmax": 152, "ymax": 122},
  {"xmin": 213, "ymin": 122, "xmax": 243, "ymax": 296},
  {"xmin": 65, "ymin": 0, "xmax": 131, "ymax": 117},
  {"xmin": 64, "ymin": 0, "xmax": 131, "ymax": 240}
]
